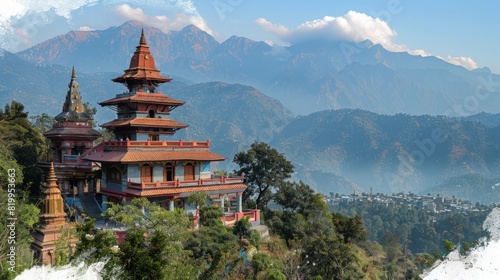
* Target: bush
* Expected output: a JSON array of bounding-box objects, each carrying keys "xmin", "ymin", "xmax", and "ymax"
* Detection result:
[
  {"xmin": 252, "ymin": 253, "xmax": 272, "ymax": 274},
  {"xmin": 265, "ymin": 268, "xmax": 286, "ymax": 280}
]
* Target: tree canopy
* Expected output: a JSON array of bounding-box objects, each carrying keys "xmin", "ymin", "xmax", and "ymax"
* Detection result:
[
  {"xmin": 0, "ymin": 101, "xmax": 46, "ymax": 191},
  {"xmin": 233, "ymin": 142, "xmax": 294, "ymax": 209}
]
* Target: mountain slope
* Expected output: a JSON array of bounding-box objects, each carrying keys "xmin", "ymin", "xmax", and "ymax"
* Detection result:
[
  {"xmin": 272, "ymin": 109, "xmax": 500, "ymax": 203},
  {"xmin": 168, "ymin": 82, "xmax": 294, "ymax": 166}
]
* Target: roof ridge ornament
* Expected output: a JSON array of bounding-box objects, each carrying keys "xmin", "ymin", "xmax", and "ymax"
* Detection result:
[{"xmin": 140, "ymin": 28, "xmax": 147, "ymax": 45}]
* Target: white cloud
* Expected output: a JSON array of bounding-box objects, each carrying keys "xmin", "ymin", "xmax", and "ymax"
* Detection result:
[
  {"xmin": 78, "ymin": 26, "xmax": 93, "ymax": 31},
  {"xmin": 113, "ymin": 4, "xmax": 213, "ymax": 35},
  {"xmin": 256, "ymin": 11, "xmax": 478, "ymax": 70},
  {"xmin": 408, "ymin": 49, "xmax": 432, "ymax": 57},
  {"xmin": 440, "ymin": 55, "xmax": 478, "ymax": 70},
  {"xmin": 256, "ymin": 11, "xmax": 399, "ymax": 49},
  {"xmin": 0, "ymin": 0, "xmax": 210, "ymax": 52}
]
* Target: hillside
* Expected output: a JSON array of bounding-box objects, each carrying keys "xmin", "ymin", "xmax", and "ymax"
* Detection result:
[
  {"xmin": 165, "ymin": 82, "xmax": 294, "ymax": 166},
  {"xmin": 272, "ymin": 109, "xmax": 500, "ymax": 204}
]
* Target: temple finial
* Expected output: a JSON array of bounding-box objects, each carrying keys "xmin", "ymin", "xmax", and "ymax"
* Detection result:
[
  {"xmin": 47, "ymin": 162, "xmax": 57, "ymax": 188},
  {"xmin": 71, "ymin": 66, "xmax": 76, "ymax": 79},
  {"xmin": 140, "ymin": 28, "xmax": 146, "ymax": 45}
]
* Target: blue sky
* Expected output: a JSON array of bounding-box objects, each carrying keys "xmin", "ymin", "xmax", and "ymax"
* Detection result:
[{"xmin": 1, "ymin": 0, "xmax": 498, "ymax": 72}]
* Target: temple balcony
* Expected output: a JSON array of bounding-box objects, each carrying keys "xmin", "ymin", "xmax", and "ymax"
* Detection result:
[
  {"xmin": 102, "ymin": 139, "xmax": 211, "ymax": 150},
  {"xmin": 126, "ymin": 176, "xmax": 244, "ymax": 189}
]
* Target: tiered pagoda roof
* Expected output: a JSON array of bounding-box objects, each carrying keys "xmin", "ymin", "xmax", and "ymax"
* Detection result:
[
  {"xmin": 100, "ymin": 118, "xmax": 187, "ymax": 130},
  {"xmin": 83, "ymin": 140, "xmax": 225, "ymax": 163},
  {"xmin": 98, "ymin": 92, "xmax": 185, "ymax": 112},
  {"xmin": 54, "ymin": 67, "xmax": 92, "ymax": 122},
  {"xmin": 112, "ymin": 29, "xmax": 171, "ymax": 90}
]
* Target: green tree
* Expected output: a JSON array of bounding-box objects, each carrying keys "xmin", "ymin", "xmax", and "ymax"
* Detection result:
[
  {"xmin": 29, "ymin": 113, "xmax": 56, "ymax": 134},
  {"xmin": 83, "ymin": 101, "xmax": 97, "ymax": 128},
  {"xmin": 187, "ymin": 191, "xmax": 208, "ymax": 208},
  {"xmin": 100, "ymin": 198, "xmax": 197, "ymax": 279},
  {"xmin": 332, "ymin": 213, "xmax": 368, "ymax": 244},
  {"xmin": 268, "ymin": 181, "xmax": 334, "ymax": 246},
  {"xmin": 0, "ymin": 101, "xmax": 46, "ymax": 191},
  {"xmin": 104, "ymin": 197, "xmax": 191, "ymax": 234},
  {"xmin": 184, "ymin": 225, "xmax": 239, "ymax": 279},
  {"xmin": 233, "ymin": 142, "xmax": 294, "ymax": 209},
  {"xmin": 382, "ymin": 232, "xmax": 403, "ymax": 262},
  {"xmin": 73, "ymin": 219, "xmax": 120, "ymax": 267},
  {"xmin": 0, "ymin": 180, "xmax": 39, "ymax": 277},
  {"xmin": 304, "ymin": 235, "xmax": 362, "ymax": 280},
  {"xmin": 29, "ymin": 113, "xmax": 56, "ymax": 162},
  {"xmin": 199, "ymin": 205, "xmax": 223, "ymax": 227},
  {"xmin": 274, "ymin": 181, "xmax": 316, "ymax": 214},
  {"xmin": 233, "ymin": 216, "xmax": 252, "ymax": 240}
]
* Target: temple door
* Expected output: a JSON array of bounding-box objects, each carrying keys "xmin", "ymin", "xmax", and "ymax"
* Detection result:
[
  {"xmin": 184, "ymin": 164, "xmax": 195, "ymax": 181},
  {"xmin": 141, "ymin": 165, "xmax": 153, "ymax": 183}
]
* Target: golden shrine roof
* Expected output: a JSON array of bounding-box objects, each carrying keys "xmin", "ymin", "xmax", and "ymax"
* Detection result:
[
  {"xmin": 83, "ymin": 150, "xmax": 225, "ymax": 163},
  {"xmin": 100, "ymin": 117, "xmax": 188, "ymax": 129}
]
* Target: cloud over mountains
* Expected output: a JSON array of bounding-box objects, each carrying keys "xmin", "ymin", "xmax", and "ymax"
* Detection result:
[
  {"xmin": 256, "ymin": 11, "xmax": 478, "ymax": 70},
  {"xmin": 114, "ymin": 3, "xmax": 213, "ymax": 36},
  {"xmin": 0, "ymin": 0, "xmax": 208, "ymax": 51}
]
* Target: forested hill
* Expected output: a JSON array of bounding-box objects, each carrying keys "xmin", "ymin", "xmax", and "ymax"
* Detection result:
[{"xmin": 272, "ymin": 109, "xmax": 500, "ymax": 204}]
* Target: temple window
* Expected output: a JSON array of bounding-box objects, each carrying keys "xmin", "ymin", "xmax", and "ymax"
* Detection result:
[
  {"xmin": 148, "ymin": 109, "xmax": 155, "ymax": 118},
  {"xmin": 164, "ymin": 163, "xmax": 175, "ymax": 181},
  {"xmin": 108, "ymin": 167, "xmax": 122, "ymax": 183}
]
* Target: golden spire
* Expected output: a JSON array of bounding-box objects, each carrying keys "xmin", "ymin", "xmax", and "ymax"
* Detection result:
[
  {"xmin": 46, "ymin": 162, "xmax": 58, "ymax": 189},
  {"xmin": 38, "ymin": 162, "xmax": 66, "ymax": 227}
]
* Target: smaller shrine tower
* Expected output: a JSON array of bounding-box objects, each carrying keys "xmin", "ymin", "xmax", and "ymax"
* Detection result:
[
  {"xmin": 41, "ymin": 67, "xmax": 101, "ymax": 196},
  {"xmin": 31, "ymin": 162, "xmax": 76, "ymax": 265}
]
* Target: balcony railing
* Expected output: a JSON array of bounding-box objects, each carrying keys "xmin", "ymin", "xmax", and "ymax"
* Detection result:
[
  {"xmin": 127, "ymin": 176, "xmax": 244, "ymax": 189},
  {"xmin": 102, "ymin": 139, "xmax": 210, "ymax": 150},
  {"xmin": 222, "ymin": 210, "xmax": 260, "ymax": 226}
]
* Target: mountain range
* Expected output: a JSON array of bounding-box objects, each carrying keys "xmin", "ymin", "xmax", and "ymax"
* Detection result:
[
  {"xmin": 15, "ymin": 20, "xmax": 500, "ymax": 116},
  {"xmin": 2, "ymin": 21, "xmax": 500, "ymax": 204}
]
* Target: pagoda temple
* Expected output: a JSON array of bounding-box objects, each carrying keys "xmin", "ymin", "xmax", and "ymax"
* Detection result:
[
  {"xmin": 82, "ymin": 30, "xmax": 256, "ymax": 223},
  {"xmin": 31, "ymin": 162, "xmax": 76, "ymax": 265},
  {"xmin": 41, "ymin": 67, "xmax": 101, "ymax": 197}
]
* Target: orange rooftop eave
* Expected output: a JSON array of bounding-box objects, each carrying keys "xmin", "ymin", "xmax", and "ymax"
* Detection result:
[
  {"xmin": 99, "ymin": 92, "xmax": 185, "ymax": 106},
  {"xmin": 83, "ymin": 150, "xmax": 226, "ymax": 163},
  {"xmin": 100, "ymin": 118, "xmax": 188, "ymax": 129}
]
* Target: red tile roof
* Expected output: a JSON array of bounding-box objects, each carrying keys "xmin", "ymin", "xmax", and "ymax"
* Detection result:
[
  {"xmin": 99, "ymin": 92, "xmax": 184, "ymax": 106},
  {"xmin": 112, "ymin": 30, "xmax": 171, "ymax": 84},
  {"xmin": 125, "ymin": 183, "xmax": 247, "ymax": 197},
  {"xmin": 100, "ymin": 118, "xmax": 188, "ymax": 128},
  {"xmin": 83, "ymin": 150, "xmax": 225, "ymax": 163}
]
